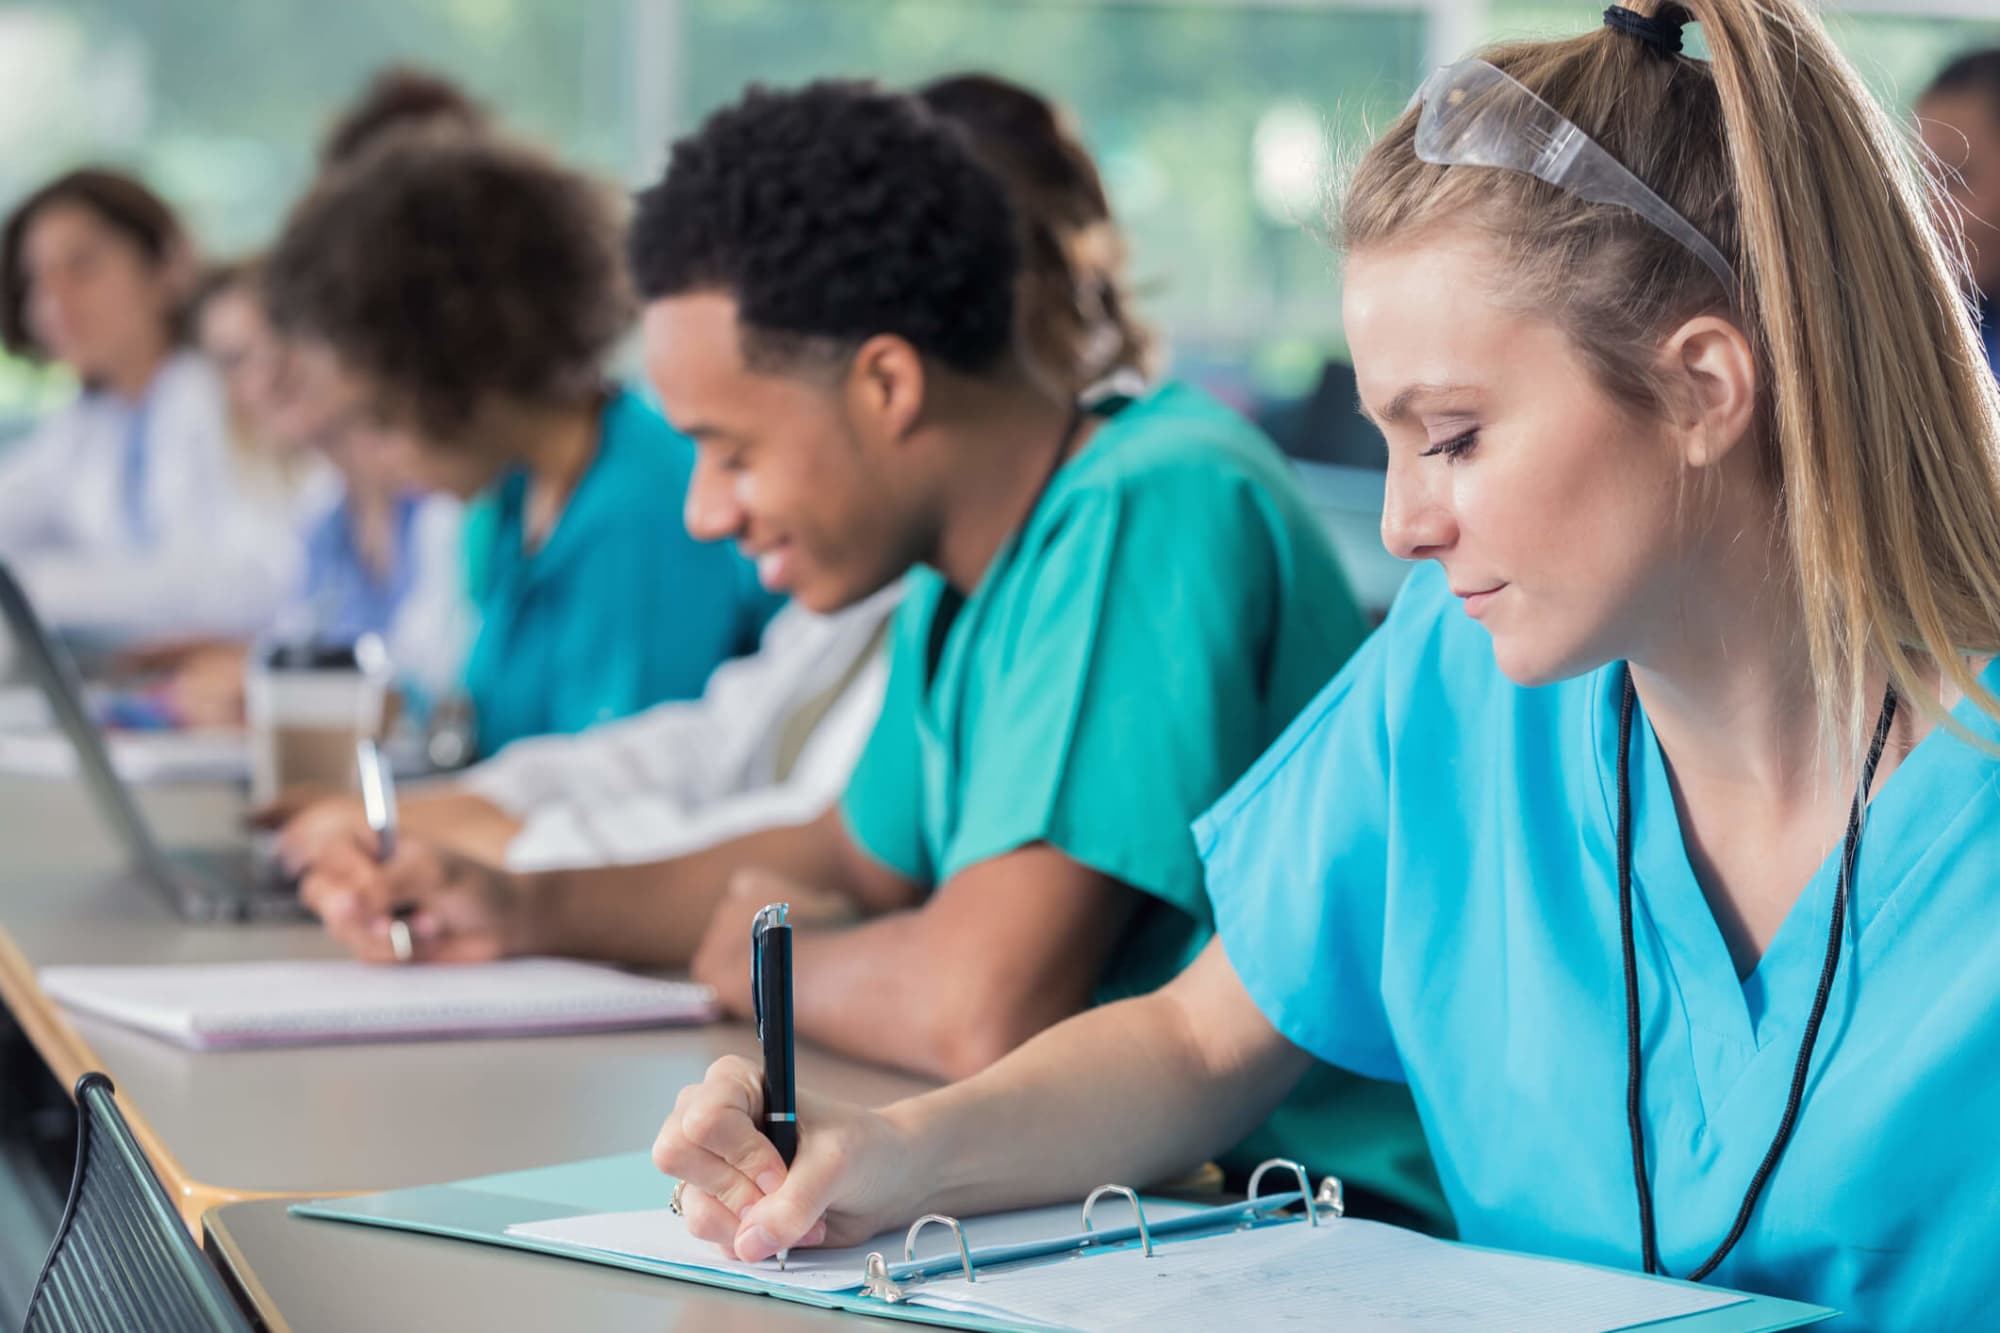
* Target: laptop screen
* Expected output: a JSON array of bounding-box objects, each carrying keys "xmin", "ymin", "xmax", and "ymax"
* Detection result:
[{"xmin": 0, "ymin": 560, "xmax": 185, "ymax": 900}]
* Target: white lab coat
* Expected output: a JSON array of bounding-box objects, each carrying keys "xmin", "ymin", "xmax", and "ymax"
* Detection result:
[
  {"xmin": 458, "ymin": 581, "xmax": 902, "ymax": 870},
  {"xmin": 0, "ymin": 351, "xmax": 298, "ymax": 638},
  {"xmin": 383, "ymin": 494, "xmax": 476, "ymax": 704}
]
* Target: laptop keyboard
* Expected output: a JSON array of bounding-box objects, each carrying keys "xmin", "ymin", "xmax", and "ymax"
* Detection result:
[{"xmin": 168, "ymin": 845, "xmax": 305, "ymax": 919}]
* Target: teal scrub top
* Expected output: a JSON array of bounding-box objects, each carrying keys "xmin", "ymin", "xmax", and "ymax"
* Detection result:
[
  {"xmin": 463, "ymin": 390, "xmax": 781, "ymax": 755},
  {"xmin": 841, "ymin": 382, "xmax": 1449, "ymax": 1231},
  {"xmin": 1203, "ymin": 559, "xmax": 2000, "ymax": 1326}
]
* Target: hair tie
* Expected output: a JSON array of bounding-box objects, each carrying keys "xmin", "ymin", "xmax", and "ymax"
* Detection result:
[{"xmin": 1603, "ymin": 4, "xmax": 1688, "ymax": 57}]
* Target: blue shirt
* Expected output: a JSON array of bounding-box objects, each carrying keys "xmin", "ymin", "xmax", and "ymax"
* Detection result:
[
  {"xmin": 118, "ymin": 384, "xmax": 157, "ymax": 548},
  {"xmin": 463, "ymin": 390, "xmax": 781, "ymax": 755},
  {"xmin": 1202, "ymin": 560, "xmax": 2000, "ymax": 1327},
  {"xmin": 299, "ymin": 493, "xmax": 422, "ymax": 644}
]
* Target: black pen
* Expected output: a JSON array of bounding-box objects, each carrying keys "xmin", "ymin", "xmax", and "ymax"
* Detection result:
[
  {"xmin": 752, "ymin": 902, "xmax": 797, "ymax": 1267},
  {"xmin": 354, "ymin": 738, "xmax": 412, "ymax": 964}
]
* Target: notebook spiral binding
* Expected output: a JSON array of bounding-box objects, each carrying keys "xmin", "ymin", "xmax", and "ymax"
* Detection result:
[{"xmin": 858, "ymin": 1158, "xmax": 1343, "ymax": 1305}]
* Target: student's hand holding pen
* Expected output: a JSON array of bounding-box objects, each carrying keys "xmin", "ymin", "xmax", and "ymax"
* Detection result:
[
  {"xmin": 261, "ymin": 790, "xmax": 525, "ymax": 877},
  {"xmin": 264, "ymin": 795, "xmax": 374, "ymax": 876},
  {"xmin": 299, "ymin": 836, "xmax": 531, "ymax": 965},
  {"xmin": 653, "ymin": 1055, "xmax": 919, "ymax": 1261}
]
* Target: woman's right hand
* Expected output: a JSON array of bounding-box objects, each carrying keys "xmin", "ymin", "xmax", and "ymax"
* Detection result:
[{"xmin": 653, "ymin": 1054, "xmax": 929, "ymax": 1261}]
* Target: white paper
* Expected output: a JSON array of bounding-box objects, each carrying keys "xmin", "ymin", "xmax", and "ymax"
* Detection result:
[
  {"xmin": 508, "ymin": 1198, "xmax": 1208, "ymax": 1295},
  {"xmin": 40, "ymin": 957, "xmax": 717, "ymax": 1049},
  {"xmin": 0, "ymin": 685, "xmax": 49, "ymax": 730},
  {"xmin": 0, "ymin": 727, "xmax": 247, "ymax": 783},
  {"xmin": 907, "ymin": 1218, "xmax": 1744, "ymax": 1332}
]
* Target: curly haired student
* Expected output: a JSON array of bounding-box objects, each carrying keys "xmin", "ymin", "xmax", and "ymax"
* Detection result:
[{"xmin": 263, "ymin": 131, "xmax": 780, "ymax": 755}]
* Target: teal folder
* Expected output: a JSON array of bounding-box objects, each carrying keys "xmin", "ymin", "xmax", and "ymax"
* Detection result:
[{"xmin": 292, "ymin": 1153, "xmax": 1837, "ymax": 1331}]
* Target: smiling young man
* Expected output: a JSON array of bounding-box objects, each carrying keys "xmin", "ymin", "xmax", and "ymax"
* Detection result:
[{"xmin": 299, "ymin": 80, "xmax": 1445, "ymax": 1230}]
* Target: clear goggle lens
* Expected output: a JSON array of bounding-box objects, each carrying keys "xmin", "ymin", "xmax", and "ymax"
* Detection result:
[{"xmin": 1409, "ymin": 58, "xmax": 1738, "ymax": 297}]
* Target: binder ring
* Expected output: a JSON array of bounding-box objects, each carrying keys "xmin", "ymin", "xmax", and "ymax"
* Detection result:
[
  {"xmin": 861, "ymin": 1251, "xmax": 908, "ymax": 1303},
  {"xmin": 1316, "ymin": 1175, "xmax": 1347, "ymax": 1219},
  {"xmin": 1080, "ymin": 1184, "xmax": 1153, "ymax": 1257},
  {"xmin": 1247, "ymin": 1158, "xmax": 1321, "ymax": 1227},
  {"xmin": 905, "ymin": 1214, "xmax": 977, "ymax": 1284}
]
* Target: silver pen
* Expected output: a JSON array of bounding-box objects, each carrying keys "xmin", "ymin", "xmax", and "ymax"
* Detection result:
[{"xmin": 354, "ymin": 737, "xmax": 411, "ymax": 964}]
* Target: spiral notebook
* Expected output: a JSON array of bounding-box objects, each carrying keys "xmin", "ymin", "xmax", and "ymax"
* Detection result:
[
  {"xmin": 292, "ymin": 1152, "xmax": 1836, "ymax": 1331},
  {"xmin": 39, "ymin": 958, "xmax": 718, "ymax": 1049}
]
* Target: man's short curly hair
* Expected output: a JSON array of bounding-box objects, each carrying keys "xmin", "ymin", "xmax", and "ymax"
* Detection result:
[
  {"xmin": 629, "ymin": 81, "xmax": 1018, "ymax": 376},
  {"xmin": 263, "ymin": 130, "xmax": 630, "ymax": 442}
]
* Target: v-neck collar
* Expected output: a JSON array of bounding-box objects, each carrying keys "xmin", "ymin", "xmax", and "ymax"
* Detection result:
[
  {"xmin": 494, "ymin": 397, "xmax": 617, "ymax": 584},
  {"xmin": 918, "ymin": 394, "xmax": 1123, "ymax": 695},
  {"xmin": 1589, "ymin": 658, "xmax": 2000, "ymax": 1064}
]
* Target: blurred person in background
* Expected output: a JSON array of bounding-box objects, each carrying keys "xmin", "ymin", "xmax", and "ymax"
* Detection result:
[
  {"xmin": 317, "ymin": 64, "xmax": 492, "ymax": 170},
  {"xmin": 261, "ymin": 129, "xmax": 779, "ymax": 759},
  {"xmin": 1920, "ymin": 48, "xmax": 2000, "ymax": 379},
  {"xmin": 316, "ymin": 64, "xmax": 503, "ymax": 606},
  {"xmin": 145, "ymin": 65, "xmax": 499, "ymax": 725},
  {"xmin": 267, "ymin": 69, "xmax": 1161, "ymax": 875},
  {"xmin": 154, "ymin": 261, "xmax": 473, "ymax": 727},
  {"xmin": 0, "ymin": 169, "xmax": 297, "ymax": 643},
  {"xmin": 918, "ymin": 71, "xmax": 1156, "ymax": 401},
  {"xmin": 194, "ymin": 259, "xmax": 320, "ymax": 486}
]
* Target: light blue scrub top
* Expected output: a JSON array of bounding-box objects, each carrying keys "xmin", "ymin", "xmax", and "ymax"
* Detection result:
[
  {"xmin": 298, "ymin": 492, "xmax": 422, "ymax": 644},
  {"xmin": 1201, "ymin": 560, "xmax": 2000, "ymax": 1328},
  {"xmin": 463, "ymin": 389, "xmax": 781, "ymax": 755}
]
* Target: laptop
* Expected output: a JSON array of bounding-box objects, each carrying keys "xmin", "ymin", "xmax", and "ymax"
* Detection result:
[{"xmin": 0, "ymin": 559, "xmax": 307, "ymax": 923}]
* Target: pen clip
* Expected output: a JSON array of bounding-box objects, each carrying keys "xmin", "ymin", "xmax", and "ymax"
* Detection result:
[{"xmin": 750, "ymin": 902, "xmax": 789, "ymax": 1041}]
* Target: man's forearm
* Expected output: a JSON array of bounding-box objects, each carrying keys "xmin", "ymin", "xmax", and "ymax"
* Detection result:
[
  {"xmin": 786, "ymin": 911, "xmax": 941, "ymax": 1071},
  {"xmin": 526, "ymin": 818, "xmax": 860, "ymax": 965},
  {"xmin": 787, "ymin": 911, "xmax": 1090, "ymax": 1081},
  {"xmin": 399, "ymin": 790, "xmax": 524, "ymax": 864}
]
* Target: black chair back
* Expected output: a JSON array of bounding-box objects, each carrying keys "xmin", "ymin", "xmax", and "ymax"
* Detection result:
[{"xmin": 23, "ymin": 1073, "xmax": 251, "ymax": 1333}]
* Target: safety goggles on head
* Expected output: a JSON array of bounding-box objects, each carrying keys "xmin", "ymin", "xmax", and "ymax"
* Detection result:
[{"xmin": 1408, "ymin": 58, "xmax": 1738, "ymax": 297}]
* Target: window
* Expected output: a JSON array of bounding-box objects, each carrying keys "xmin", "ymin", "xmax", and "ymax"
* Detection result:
[{"xmin": 2, "ymin": 0, "xmax": 1994, "ymax": 432}]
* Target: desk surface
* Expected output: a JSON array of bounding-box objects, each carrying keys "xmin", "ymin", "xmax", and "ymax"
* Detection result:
[
  {"xmin": 0, "ymin": 770, "xmax": 926, "ymax": 1204},
  {"xmin": 207, "ymin": 1199, "xmax": 909, "ymax": 1333}
]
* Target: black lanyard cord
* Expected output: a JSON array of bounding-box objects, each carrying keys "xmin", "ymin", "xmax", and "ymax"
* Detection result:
[
  {"xmin": 1617, "ymin": 670, "xmax": 1898, "ymax": 1280},
  {"xmin": 1616, "ymin": 676, "xmax": 1658, "ymax": 1272}
]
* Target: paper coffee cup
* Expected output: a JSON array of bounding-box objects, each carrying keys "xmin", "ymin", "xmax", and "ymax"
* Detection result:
[{"xmin": 246, "ymin": 635, "xmax": 391, "ymax": 804}]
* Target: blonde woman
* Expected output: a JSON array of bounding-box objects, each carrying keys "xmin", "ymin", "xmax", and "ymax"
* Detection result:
[{"xmin": 650, "ymin": 0, "xmax": 2000, "ymax": 1323}]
